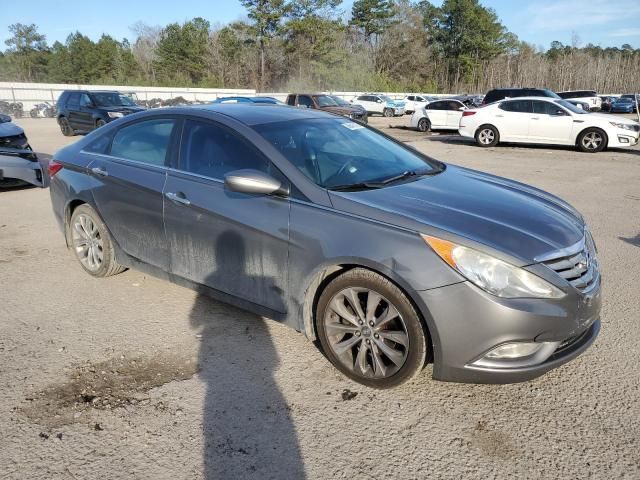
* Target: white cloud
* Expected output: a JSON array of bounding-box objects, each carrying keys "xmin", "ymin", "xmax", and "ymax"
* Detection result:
[{"xmin": 521, "ymin": 0, "xmax": 640, "ymax": 32}]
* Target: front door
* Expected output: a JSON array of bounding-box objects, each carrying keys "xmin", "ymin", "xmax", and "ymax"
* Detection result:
[
  {"xmin": 89, "ymin": 117, "xmax": 177, "ymax": 270},
  {"xmin": 163, "ymin": 118, "xmax": 290, "ymax": 313},
  {"xmin": 529, "ymin": 100, "xmax": 574, "ymax": 144}
]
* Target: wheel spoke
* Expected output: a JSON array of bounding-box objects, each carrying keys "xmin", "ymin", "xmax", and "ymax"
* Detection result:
[
  {"xmin": 370, "ymin": 343, "xmax": 387, "ymax": 377},
  {"xmin": 325, "ymin": 321, "xmax": 359, "ymax": 335},
  {"xmin": 379, "ymin": 330, "xmax": 409, "ymax": 347},
  {"xmin": 333, "ymin": 335, "xmax": 361, "ymax": 356},
  {"xmin": 373, "ymin": 337, "xmax": 405, "ymax": 366},
  {"xmin": 365, "ymin": 291, "xmax": 381, "ymax": 322},
  {"xmin": 329, "ymin": 296, "xmax": 359, "ymax": 326},
  {"xmin": 74, "ymin": 221, "xmax": 89, "ymax": 240},
  {"xmin": 374, "ymin": 304, "xmax": 399, "ymax": 328},
  {"xmin": 356, "ymin": 342, "xmax": 370, "ymax": 374},
  {"xmin": 344, "ymin": 288, "xmax": 366, "ymax": 322}
]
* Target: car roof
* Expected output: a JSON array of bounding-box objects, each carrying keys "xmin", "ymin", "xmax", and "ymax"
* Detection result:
[
  {"xmin": 142, "ymin": 103, "xmax": 337, "ymax": 126},
  {"xmin": 496, "ymin": 96, "xmax": 561, "ymax": 101}
]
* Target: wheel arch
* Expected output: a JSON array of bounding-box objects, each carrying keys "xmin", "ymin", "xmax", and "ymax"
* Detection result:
[{"xmin": 301, "ymin": 260, "xmax": 439, "ymax": 365}]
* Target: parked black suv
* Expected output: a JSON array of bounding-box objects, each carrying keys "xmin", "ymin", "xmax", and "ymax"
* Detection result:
[
  {"xmin": 56, "ymin": 90, "xmax": 145, "ymax": 136},
  {"xmin": 482, "ymin": 88, "xmax": 560, "ymax": 105}
]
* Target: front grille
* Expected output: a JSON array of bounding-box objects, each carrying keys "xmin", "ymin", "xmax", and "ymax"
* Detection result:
[{"xmin": 541, "ymin": 231, "xmax": 599, "ymax": 292}]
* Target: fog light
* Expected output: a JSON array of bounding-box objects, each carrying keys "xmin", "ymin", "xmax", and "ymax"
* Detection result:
[
  {"xmin": 618, "ymin": 136, "xmax": 630, "ymax": 144},
  {"xmin": 484, "ymin": 342, "xmax": 542, "ymax": 359}
]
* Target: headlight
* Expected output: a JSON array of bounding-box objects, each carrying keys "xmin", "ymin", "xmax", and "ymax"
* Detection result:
[
  {"xmin": 422, "ymin": 235, "xmax": 565, "ymax": 299},
  {"xmin": 107, "ymin": 112, "xmax": 124, "ymax": 119},
  {"xmin": 610, "ymin": 121, "xmax": 635, "ymax": 131}
]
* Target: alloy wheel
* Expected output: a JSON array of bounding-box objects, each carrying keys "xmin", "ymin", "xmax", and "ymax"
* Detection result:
[
  {"xmin": 71, "ymin": 213, "xmax": 104, "ymax": 271},
  {"xmin": 323, "ymin": 287, "xmax": 409, "ymax": 378},
  {"xmin": 582, "ymin": 131, "xmax": 603, "ymax": 150},
  {"xmin": 478, "ymin": 128, "xmax": 495, "ymax": 144}
]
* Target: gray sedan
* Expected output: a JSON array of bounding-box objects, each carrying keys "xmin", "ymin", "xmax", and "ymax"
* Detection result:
[{"xmin": 48, "ymin": 105, "xmax": 601, "ymax": 388}]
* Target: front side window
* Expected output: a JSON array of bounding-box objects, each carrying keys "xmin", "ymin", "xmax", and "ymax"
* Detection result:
[
  {"xmin": 254, "ymin": 118, "xmax": 440, "ymax": 189},
  {"xmin": 532, "ymin": 101, "xmax": 561, "ymax": 115},
  {"xmin": 110, "ymin": 119, "xmax": 176, "ymax": 166},
  {"xmin": 448, "ymin": 101, "xmax": 463, "ymax": 111},
  {"xmin": 499, "ymin": 100, "xmax": 532, "ymax": 113},
  {"xmin": 314, "ymin": 95, "xmax": 338, "ymax": 107},
  {"xmin": 80, "ymin": 94, "xmax": 92, "ymax": 107},
  {"xmin": 179, "ymin": 119, "xmax": 270, "ymax": 180}
]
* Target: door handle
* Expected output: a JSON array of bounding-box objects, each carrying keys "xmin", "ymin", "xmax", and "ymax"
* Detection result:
[
  {"xmin": 495, "ymin": 114, "xmax": 504, "ymax": 118},
  {"xmin": 91, "ymin": 166, "xmax": 108, "ymax": 177},
  {"xmin": 165, "ymin": 192, "xmax": 191, "ymax": 206},
  {"xmin": 531, "ymin": 117, "xmax": 540, "ymax": 120}
]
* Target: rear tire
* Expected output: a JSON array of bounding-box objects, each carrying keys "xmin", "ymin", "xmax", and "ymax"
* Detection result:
[
  {"xmin": 316, "ymin": 268, "xmax": 428, "ymax": 389},
  {"xmin": 577, "ymin": 128, "xmax": 607, "ymax": 153},
  {"xmin": 417, "ymin": 117, "xmax": 431, "ymax": 133},
  {"xmin": 68, "ymin": 204, "xmax": 125, "ymax": 278},
  {"xmin": 96, "ymin": 119, "xmax": 107, "ymax": 129},
  {"xmin": 475, "ymin": 125, "xmax": 499, "ymax": 147},
  {"xmin": 58, "ymin": 117, "xmax": 75, "ymax": 136},
  {"xmin": 383, "ymin": 108, "xmax": 394, "ymax": 118}
]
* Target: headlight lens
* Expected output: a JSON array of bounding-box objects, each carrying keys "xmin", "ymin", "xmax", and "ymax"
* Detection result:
[
  {"xmin": 107, "ymin": 112, "xmax": 124, "ymax": 119},
  {"xmin": 422, "ymin": 235, "xmax": 565, "ymax": 299},
  {"xmin": 610, "ymin": 121, "xmax": 635, "ymax": 131}
]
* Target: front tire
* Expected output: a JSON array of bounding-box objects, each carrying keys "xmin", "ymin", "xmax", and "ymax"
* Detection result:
[
  {"xmin": 577, "ymin": 128, "xmax": 607, "ymax": 153},
  {"xmin": 475, "ymin": 125, "xmax": 499, "ymax": 147},
  {"xmin": 316, "ymin": 268, "xmax": 428, "ymax": 389},
  {"xmin": 58, "ymin": 117, "xmax": 75, "ymax": 136},
  {"xmin": 383, "ymin": 108, "xmax": 394, "ymax": 118},
  {"xmin": 417, "ymin": 117, "xmax": 431, "ymax": 133},
  {"xmin": 96, "ymin": 119, "xmax": 107, "ymax": 129},
  {"xmin": 68, "ymin": 204, "xmax": 125, "ymax": 277}
]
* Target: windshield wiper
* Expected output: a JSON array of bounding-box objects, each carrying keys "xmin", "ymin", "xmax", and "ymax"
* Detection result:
[{"xmin": 328, "ymin": 169, "xmax": 436, "ymax": 191}]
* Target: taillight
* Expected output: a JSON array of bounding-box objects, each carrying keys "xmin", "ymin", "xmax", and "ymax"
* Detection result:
[
  {"xmin": 462, "ymin": 111, "xmax": 477, "ymax": 117},
  {"xmin": 48, "ymin": 159, "xmax": 63, "ymax": 177}
]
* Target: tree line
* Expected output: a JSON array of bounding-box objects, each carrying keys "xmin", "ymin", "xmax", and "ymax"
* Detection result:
[{"xmin": 1, "ymin": 0, "xmax": 639, "ymax": 94}]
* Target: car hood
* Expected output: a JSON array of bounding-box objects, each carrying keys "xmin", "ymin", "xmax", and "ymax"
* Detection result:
[
  {"xmin": 329, "ymin": 165, "xmax": 585, "ymax": 264},
  {"xmin": 320, "ymin": 105, "xmax": 365, "ymax": 115},
  {"xmin": 589, "ymin": 112, "xmax": 636, "ymax": 123},
  {"xmin": 0, "ymin": 122, "xmax": 24, "ymax": 138},
  {"xmin": 103, "ymin": 106, "xmax": 146, "ymax": 114}
]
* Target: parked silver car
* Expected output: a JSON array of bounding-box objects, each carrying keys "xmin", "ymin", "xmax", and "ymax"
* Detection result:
[{"xmin": 49, "ymin": 105, "xmax": 601, "ymax": 388}]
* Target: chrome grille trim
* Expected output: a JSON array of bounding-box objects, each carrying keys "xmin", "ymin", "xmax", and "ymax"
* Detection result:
[{"xmin": 539, "ymin": 230, "xmax": 599, "ymax": 293}]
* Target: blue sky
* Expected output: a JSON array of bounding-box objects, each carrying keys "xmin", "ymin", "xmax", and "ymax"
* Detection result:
[{"xmin": 2, "ymin": 0, "xmax": 639, "ymax": 50}]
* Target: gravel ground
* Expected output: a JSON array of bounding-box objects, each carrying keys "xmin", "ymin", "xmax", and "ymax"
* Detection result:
[{"xmin": 1, "ymin": 116, "xmax": 639, "ymax": 479}]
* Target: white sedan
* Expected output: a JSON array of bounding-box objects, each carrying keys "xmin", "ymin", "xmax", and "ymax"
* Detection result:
[
  {"xmin": 459, "ymin": 97, "xmax": 640, "ymax": 152},
  {"xmin": 410, "ymin": 99, "xmax": 466, "ymax": 132},
  {"xmin": 403, "ymin": 94, "xmax": 437, "ymax": 113}
]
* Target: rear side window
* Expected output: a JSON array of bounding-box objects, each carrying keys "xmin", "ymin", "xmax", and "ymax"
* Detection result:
[
  {"xmin": 499, "ymin": 100, "xmax": 532, "ymax": 113},
  {"xmin": 287, "ymin": 95, "xmax": 296, "ymax": 106},
  {"xmin": 110, "ymin": 119, "xmax": 176, "ymax": 166},
  {"xmin": 356, "ymin": 96, "xmax": 366, "ymax": 101},
  {"xmin": 67, "ymin": 93, "xmax": 80, "ymax": 109},
  {"xmin": 179, "ymin": 119, "xmax": 270, "ymax": 180}
]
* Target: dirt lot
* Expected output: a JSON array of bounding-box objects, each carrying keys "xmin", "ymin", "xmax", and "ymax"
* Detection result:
[{"xmin": 1, "ymin": 116, "xmax": 639, "ymax": 479}]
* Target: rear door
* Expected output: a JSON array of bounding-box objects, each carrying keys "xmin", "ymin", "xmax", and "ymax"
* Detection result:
[
  {"xmin": 78, "ymin": 93, "xmax": 95, "ymax": 130},
  {"xmin": 529, "ymin": 100, "xmax": 574, "ymax": 144},
  {"xmin": 65, "ymin": 93, "xmax": 82, "ymax": 130},
  {"xmin": 494, "ymin": 100, "xmax": 533, "ymax": 141},
  {"xmin": 163, "ymin": 117, "xmax": 290, "ymax": 312},
  {"xmin": 89, "ymin": 117, "xmax": 177, "ymax": 270},
  {"xmin": 425, "ymin": 101, "xmax": 448, "ymax": 127},
  {"xmin": 445, "ymin": 101, "xmax": 465, "ymax": 129}
]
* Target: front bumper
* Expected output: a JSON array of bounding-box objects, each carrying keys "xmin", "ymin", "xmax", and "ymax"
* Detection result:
[
  {"xmin": 608, "ymin": 129, "xmax": 640, "ymax": 147},
  {"xmin": 418, "ymin": 275, "xmax": 602, "ymax": 384}
]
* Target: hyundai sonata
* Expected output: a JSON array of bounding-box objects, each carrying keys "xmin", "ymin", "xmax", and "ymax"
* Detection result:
[{"xmin": 49, "ymin": 105, "xmax": 601, "ymax": 388}]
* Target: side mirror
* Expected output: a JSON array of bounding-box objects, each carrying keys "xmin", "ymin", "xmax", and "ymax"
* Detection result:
[
  {"xmin": 224, "ymin": 169, "xmax": 288, "ymax": 196},
  {"xmin": 458, "ymin": 107, "xmax": 465, "ymax": 111},
  {"xmin": 553, "ymin": 109, "xmax": 567, "ymax": 116},
  {"xmin": 376, "ymin": 99, "xmax": 382, "ymax": 103}
]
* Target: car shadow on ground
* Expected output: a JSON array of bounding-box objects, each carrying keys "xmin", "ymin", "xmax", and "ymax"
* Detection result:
[
  {"xmin": 619, "ymin": 234, "xmax": 640, "ymax": 247},
  {"xmin": 189, "ymin": 231, "xmax": 305, "ymax": 479}
]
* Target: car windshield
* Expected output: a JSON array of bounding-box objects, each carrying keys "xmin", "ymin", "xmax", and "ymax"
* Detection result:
[
  {"xmin": 92, "ymin": 92, "xmax": 137, "ymax": 107},
  {"xmin": 330, "ymin": 96, "xmax": 350, "ymax": 106},
  {"xmin": 254, "ymin": 118, "xmax": 441, "ymax": 189},
  {"xmin": 554, "ymin": 100, "xmax": 587, "ymax": 114},
  {"xmin": 315, "ymin": 95, "xmax": 339, "ymax": 107},
  {"xmin": 544, "ymin": 89, "xmax": 562, "ymax": 99},
  {"xmin": 380, "ymin": 95, "xmax": 394, "ymax": 103},
  {"xmin": 616, "ymin": 98, "xmax": 633, "ymax": 103}
]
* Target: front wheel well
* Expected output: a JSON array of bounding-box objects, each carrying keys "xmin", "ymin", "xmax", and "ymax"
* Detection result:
[
  {"xmin": 305, "ymin": 264, "xmax": 434, "ymax": 364},
  {"xmin": 576, "ymin": 126, "xmax": 608, "ymax": 147}
]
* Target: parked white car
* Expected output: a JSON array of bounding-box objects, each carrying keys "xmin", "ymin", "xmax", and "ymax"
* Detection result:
[
  {"xmin": 403, "ymin": 94, "xmax": 437, "ymax": 113},
  {"xmin": 409, "ymin": 99, "xmax": 466, "ymax": 132},
  {"xmin": 351, "ymin": 94, "xmax": 405, "ymax": 117},
  {"xmin": 557, "ymin": 90, "xmax": 602, "ymax": 111},
  {"xmin": 459, "ymin": 97, "xmax": 640, "ymax": 152}
]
